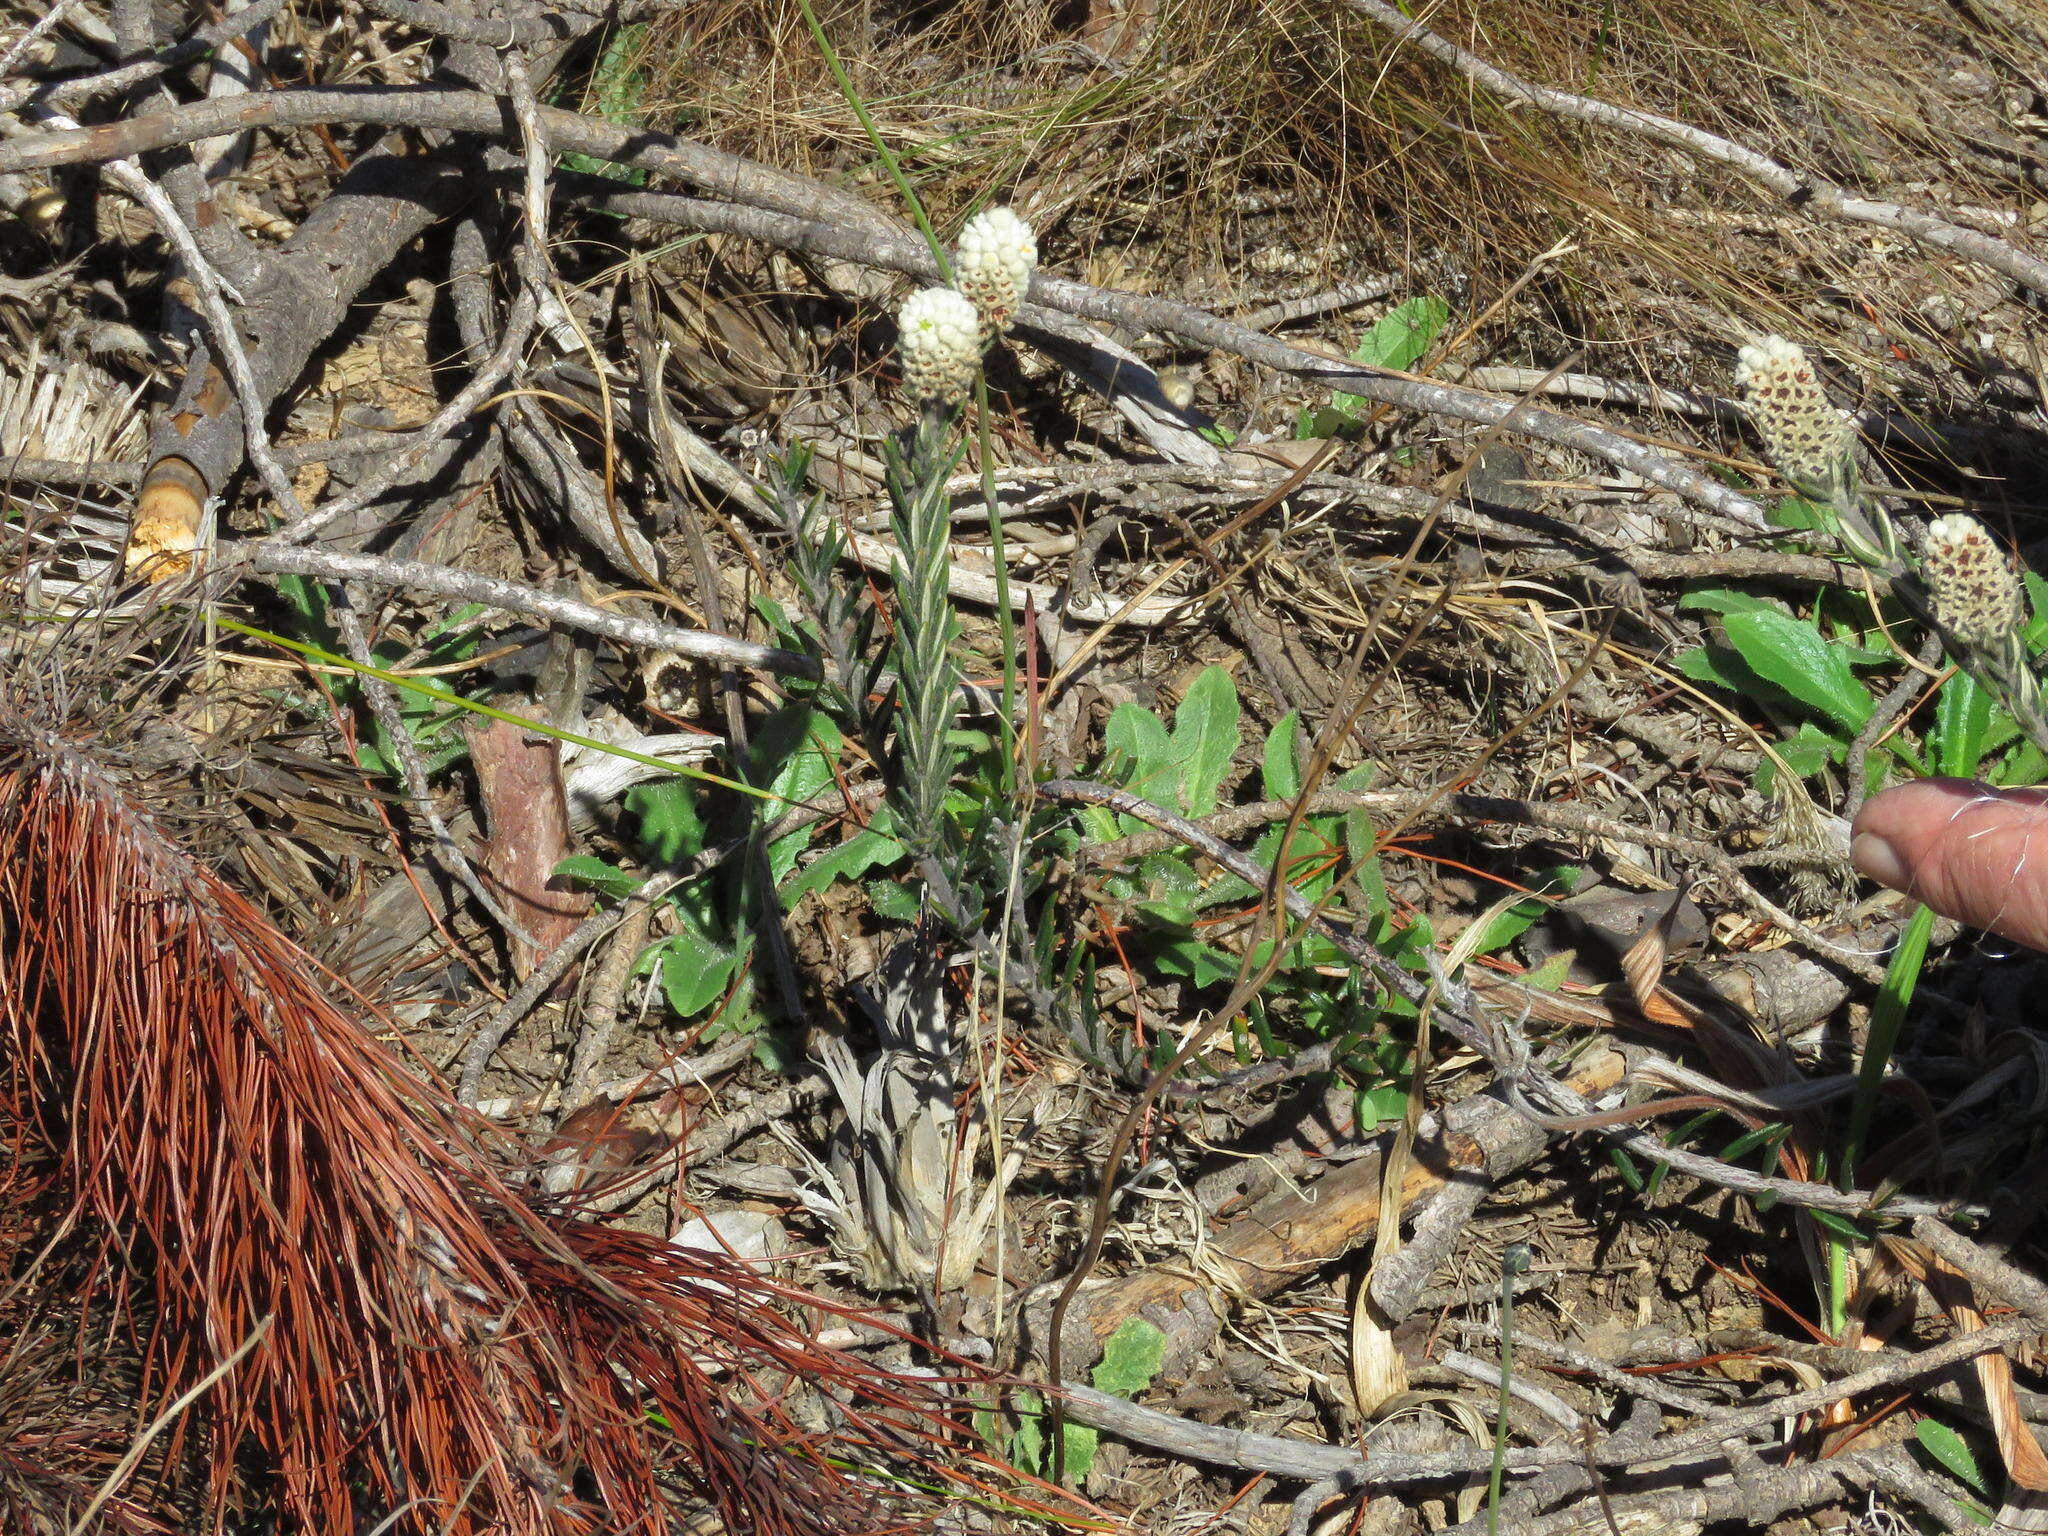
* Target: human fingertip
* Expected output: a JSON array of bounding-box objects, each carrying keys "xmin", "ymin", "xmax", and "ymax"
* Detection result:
[{"xmin": 1849, "ymin": 830, "xmax": 1910, "ymax": 893}]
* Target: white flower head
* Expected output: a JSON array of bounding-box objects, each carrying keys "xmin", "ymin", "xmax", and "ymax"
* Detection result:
[
  {"xmin": 896, "ymin": 286, "xmax": 981, "ymax": 408},
  {"xmin": 1733, "ymin": 335, "xmax": 1856, "ymax": 501},
  {"xmin": 953, "ymin": 207, "xmax": 1037, "ymax": 336},
  {"xmin": 1922, "ymin": 513, "xmax": 2024, "ymax": 645},
  {"xmin": 1732, "ymin": 334, "xmax": 1809, "ymax": 393}
]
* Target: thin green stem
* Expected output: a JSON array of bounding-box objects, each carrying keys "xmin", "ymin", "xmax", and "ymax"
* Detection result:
[
  {"xmin": 792, "ymin": 0, "xmax": 950, "ymax": 280},
  {"xmin": 212, "ymin": 614, "xmax": 776, "ymax": 803},
  {"xmin": 1486, "ymin": 1244, "xmax": 1531, "ymax": 1536},
  {"xmin": 1843, "ymin": 902, "xmax": 1934, "ymax": 1189}
]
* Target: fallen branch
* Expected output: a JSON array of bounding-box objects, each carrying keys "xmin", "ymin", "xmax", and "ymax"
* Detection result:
[
  {"xmin": 1, "ymin": 87, "xmax": 1768, "ymax": 529},
  {"xmin": 244, "ymin": 544, "xmax": 821, "ymax": 679},
  {"xmin": 1435, "ymin": 1445, "xmax": 1952, "ymax": 1536},
  {"xmin": 1056, "ymin": 1312, "xmax": 2030, "ymax": 1487}
]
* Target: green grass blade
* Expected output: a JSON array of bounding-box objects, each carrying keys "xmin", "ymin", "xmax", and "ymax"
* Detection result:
[
  {"xmin": 792, "ymin": 0, "xmax": 950, "ymax": 278},
  {"xmin": 213, "ymin": 614, "xmax": 777, "ymax": 804},
  {"xmin": 1842, "ymin": 902, "xmax": 1934, "ymax": 1190}
]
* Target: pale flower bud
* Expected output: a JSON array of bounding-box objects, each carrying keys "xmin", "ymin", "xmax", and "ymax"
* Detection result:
[
  {"xmin": 953, "ymin": 207, "xmax": 1037, "ymax": 336},
  {"xmin": 896, "ymin": 287, "xmax": 981, "ymax": 408},
  {"xmin": 1734, "ymin": 336, "xmax": 1856, "ymax": 500},
  {"xmin": 1922, "ymin": 514, "xmax": 2024, "ymax": 645}
]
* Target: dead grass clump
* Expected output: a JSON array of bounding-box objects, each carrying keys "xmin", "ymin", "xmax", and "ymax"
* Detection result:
[{"xmin": 632, "ymin": 0, "xmax": 2029, "ymax": 401}]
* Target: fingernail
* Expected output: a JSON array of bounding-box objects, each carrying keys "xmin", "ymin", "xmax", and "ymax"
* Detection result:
[{"xmin": 1850, "ymin": 831, "xmax": 1910, "ymax": 892}]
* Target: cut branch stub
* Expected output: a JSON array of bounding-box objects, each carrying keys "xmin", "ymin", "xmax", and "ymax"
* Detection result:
[
  {"xmin": 125, "ymin": 453, "xmax": 209, "ymax": 580},
  {"xmin": 137, "ymin": 142, "xmax": 472, "ymax": 521}
]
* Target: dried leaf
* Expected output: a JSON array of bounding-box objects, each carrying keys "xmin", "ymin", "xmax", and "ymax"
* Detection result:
[{"xmin": 468, "ymin": 716, "xmax": 592, "ymax": 979}]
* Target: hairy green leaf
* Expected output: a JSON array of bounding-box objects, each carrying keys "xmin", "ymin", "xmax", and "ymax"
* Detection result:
[
  {"xmin": 1172, "ymin": 666, "xmax": 1241, "ymax": 815},
  {"xmin": 1263, "ymin": 710, "xmax": 1304, "ymax": 801},
  {"xmin": 1934, "ymin": 669, "xmax": 1993, "ymax": 778},
  {"xmin": 553, "ymin": 854, "xmax": 640, "ymax": 899},
  {"xmin": 1719, "ymin": 609, "xmax": 1873, "ymax": 731},
  {"xmin": 867, "ymin": 879, "xmax": 920, "ymax": 921},
  {"xmin": 1315, "ymin": 297, "xmax": 1449, "ymax": 431},
  {"xmin": 1915, "ymin": 1417, "xmax": 1991, "ymax": 1496},
  {"xmin": 659, "ymin": 928, "xmax": 743, "ymax": 1018},
  {"xmin": 1092, "ymin": 1318, "xmax": 1166, "ymax": 1398},
  {"xmin": 784, "ymin": 827, "xmax": 906, "ymax": 903}
]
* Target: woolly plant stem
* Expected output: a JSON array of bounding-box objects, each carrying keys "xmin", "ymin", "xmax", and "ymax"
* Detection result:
[
  {"xmin": 1486, "ymin": 1245, "xmax": 1531, "ymax": 1536},
  {"xmin": 885, "ymin": 406, "xmax": 967, "ymax": 860}
]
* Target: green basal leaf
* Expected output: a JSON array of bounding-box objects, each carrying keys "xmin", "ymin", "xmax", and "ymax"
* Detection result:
[
  {"xmin": 784, "ymin": 827, "xmax": 906, "ymax": 903},
  {"xmin": 1998, "ymin": 740, "xmax": 2048, "ymax": 788},
  {"xmin": 1310, "ymin": 296, "xmax": 1449, "ymax": 433},
  {"xmin": 1092, "ymin": 1318, "xmax": 1166, "ymax": 1397},
  {"xmin": 559, "ymin": 23, "xmax": 650, "ymax": 185},
  {"xmin": 1464, "ymin": 895, "xmax": 1549, "ymax": 957},
  {"xmin": 1008, "ymin": 1390, "xmax": 1047, "ymax": 1476},
  {"xmin": 1675, "ymin": 644, "xmax": 1772, "ymax": 698},
  {"xmin": 1078, "ymin": 804, "xmax": 1123, "ymax": 846},
  {"xmin": 1719, "ymin": 609, "xmax": 1873, "ymax": 731},
  {"xmin": 1105, "ymin": 700, "xmax": 1174, "ymax": 781},
  {"xmin": 1172, "ymin": 665, "xmax": 1241, "ymax": 816},
  {"xmin": 1331, "ymin": 296, "xmax": 1448, "ymax": 413},
  {"xmin": 1933, "ymin": 668, "xmax": 1993, "ymax": 778},
  {"xmin": 1355, "ymin": 1082, "xmax": 1410, "ymax": 1132},
  {"xmin": 758, "ymin": 707, "xmax": 840, "ymax": 800},
  {"xmin": 867, "ymin": 879, "xmax": 921, "ymax": 922},
  {"xmin": 627, "ymin": 778, "xmax": 710, "ymax": 864},
  {"xmin": 1263, "ymin": 710, "xmax": 1304, "ymax": 801},
  {"xmin": 660, "ymin": 927, "xmax": 744, "ymax": 1018},
  {"xmin": 1914, "ymin": 1417, "xmax": 1992, "ymax": 1496},
  {"xmin": 1135, "ymin": 898, "xmax": 1201, "ymax": 929},
  {"xmin": 1136, "ymin": 851, "xmax": 1209, "ymax": 910},
  {"xmin": 752, "ymin": 592, "xmax": 796, "ymax": 638},
  {"xmin": 554, "ymin": 854, "xmax": 641, "ymax": 899},
  {"xmin": 1979, "ymin": 709, "xmax": 2021, "ymax": 756},
  {"xmin": 1678, "ymin": 586, "xmax": 1788, "ymax": 618},
  {"xmin": 1150, "ymin": 933, "xmax": 1239, "ymax": 987},
  {"xmin": 1775, "ymin": 720, "xmax": 1846, "ymax": 782}
]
